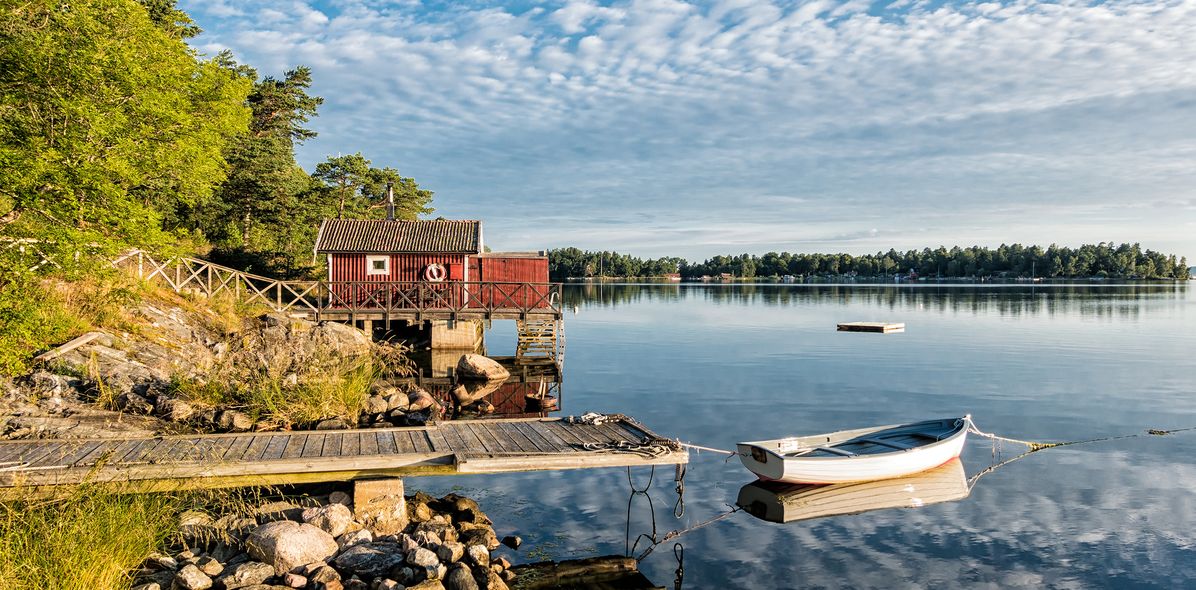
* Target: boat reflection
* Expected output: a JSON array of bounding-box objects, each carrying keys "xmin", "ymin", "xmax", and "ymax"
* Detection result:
[{"xmin": 736, "ymin": 458, "xmax": 969, "ymax": 524}]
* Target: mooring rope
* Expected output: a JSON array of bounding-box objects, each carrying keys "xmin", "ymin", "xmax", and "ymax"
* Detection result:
[{"xmin": 636, "ymin": 505, "xmax": 742, "ymax": 561}]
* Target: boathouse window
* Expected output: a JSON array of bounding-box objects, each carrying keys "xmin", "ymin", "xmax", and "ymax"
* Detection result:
[{"xmin": 366, "ymin": 255, "xmax": 390, "ymax": 276}]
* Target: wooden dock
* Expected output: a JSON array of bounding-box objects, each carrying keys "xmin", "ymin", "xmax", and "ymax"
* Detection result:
[
  {"xmin": 837, "ymin": 322, "xmax": 905, "ymax": 334},
  {"xmin": 0, "ymin": 417, "xmax": 686, "ymax": 492}
]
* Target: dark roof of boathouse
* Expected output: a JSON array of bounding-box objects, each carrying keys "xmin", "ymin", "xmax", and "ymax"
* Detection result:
[{"xmin": 314, "ymin": 219, "xmax": 482, "ymax": 254}]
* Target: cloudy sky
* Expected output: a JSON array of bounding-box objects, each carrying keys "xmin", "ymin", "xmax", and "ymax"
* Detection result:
[{"xmin": 180, "ymin": 0, "xmax": 1196, "ymax": 261}]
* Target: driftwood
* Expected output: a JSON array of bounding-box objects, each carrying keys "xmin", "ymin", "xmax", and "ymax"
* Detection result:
[
  {"xmin": 511, "ymin": 555, "xmax": 662, "ymax": 589},
  {"xmin": 33, "ymin": 331, "xmax": 105, "ymax": 364}
]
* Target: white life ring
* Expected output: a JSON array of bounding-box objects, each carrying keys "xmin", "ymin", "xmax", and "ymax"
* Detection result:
[{"xmin": 423, "ymin": 263, "xmax": 447, "ymax": 282}]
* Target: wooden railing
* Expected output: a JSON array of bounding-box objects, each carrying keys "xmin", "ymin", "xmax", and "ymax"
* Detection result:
[{"xmin": 112, "ymin": 250, "xmax": 562, "ymax": 319}]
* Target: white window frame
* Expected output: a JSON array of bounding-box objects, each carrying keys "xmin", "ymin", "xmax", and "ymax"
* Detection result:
[{"xmin": 366, "ymin": 255, "xmax": 390, "ymax": 276}]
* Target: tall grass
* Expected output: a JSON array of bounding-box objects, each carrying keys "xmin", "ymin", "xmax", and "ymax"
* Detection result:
[
  {"xmin": 0, "ymin": 484, "xmax": 267, "ymax": 590},
  {"xmin": 173, "ymin": 357, "xmax": 379, "ymax": 427},
  {"xmin": 0, "ymin": 486, "xmax": 181, "ymax": 590}
]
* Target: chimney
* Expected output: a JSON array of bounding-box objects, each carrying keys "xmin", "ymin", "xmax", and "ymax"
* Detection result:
[{"xmin": 386, "ymin": 181, "xmax": 395, "ymax": 221}]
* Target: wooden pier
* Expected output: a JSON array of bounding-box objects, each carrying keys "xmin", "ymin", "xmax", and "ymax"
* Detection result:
[
  {"xmin": 0, "ymin": 417, "xmax": 686, "ymax": 492},
  {"xmin": 837, "ymin": 322, "xmax": 906, "ymax": 334}
]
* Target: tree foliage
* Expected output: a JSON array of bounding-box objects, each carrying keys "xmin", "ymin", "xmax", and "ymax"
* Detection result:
[
  {"xmin": 0, "ymin": 0, "xmax": 251, "ymax": 266},
  {"xmin": 681, "ymin": 243, "xmax": 1190, "ymax": 280}
]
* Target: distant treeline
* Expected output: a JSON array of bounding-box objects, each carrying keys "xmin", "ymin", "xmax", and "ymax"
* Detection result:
[{"xmin": 548, "ymin": 243, "xmax": 1190, "ymax": 280}]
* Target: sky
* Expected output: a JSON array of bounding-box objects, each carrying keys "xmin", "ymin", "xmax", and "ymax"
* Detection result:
[{"xmin": 179, "ymin": 0, "xmax": 1196, "ymax": 261}]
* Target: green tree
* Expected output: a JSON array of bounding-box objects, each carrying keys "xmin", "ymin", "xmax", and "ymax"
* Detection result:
[{"xmin": 0, "ymin": 0, "xmax": 251, "ymax": 266}]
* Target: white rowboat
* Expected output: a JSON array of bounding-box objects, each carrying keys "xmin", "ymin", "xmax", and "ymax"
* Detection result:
[
  {"xmin": 736, "ymin": 458, "xmax": 969, "ymax": 523},
  {"xmin": 737, "ymin": 416, "xmax": 970, "ymax": 484}
]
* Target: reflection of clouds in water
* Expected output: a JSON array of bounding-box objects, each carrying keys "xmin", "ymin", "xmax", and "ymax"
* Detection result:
[{"xmin": 411, "ymin": 438, "xmax": 1196, "ymax": 588}]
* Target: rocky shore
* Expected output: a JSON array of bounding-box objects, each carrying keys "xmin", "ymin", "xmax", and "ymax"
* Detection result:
[{"xmin": 133, "ymin": 482, "xmax": 515, "ymax": 590}]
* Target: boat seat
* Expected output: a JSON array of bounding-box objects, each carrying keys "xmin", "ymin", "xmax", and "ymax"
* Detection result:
[
  {"xmin": 857, "ymin": 437, "xmax": 913, "ymax": 450},
  {"xmin": 813, "ymin": 446, "xmax": 857, "ymax": 457}
]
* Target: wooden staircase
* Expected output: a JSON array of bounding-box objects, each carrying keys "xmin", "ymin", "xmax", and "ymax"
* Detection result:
[{"xmin": 516, "ymin": 319, "xmax": 564, "ymax": 367}]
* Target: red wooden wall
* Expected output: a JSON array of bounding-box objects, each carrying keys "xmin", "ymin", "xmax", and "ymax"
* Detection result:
[{"xmin": 330, "ymin": 253, "xmax": 467, "ymax": 283}]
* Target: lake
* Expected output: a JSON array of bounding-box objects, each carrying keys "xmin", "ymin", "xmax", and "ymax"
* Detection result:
[{"xmin": 410, "ymin": 283, "xmax": 1196, "ymax": 589}]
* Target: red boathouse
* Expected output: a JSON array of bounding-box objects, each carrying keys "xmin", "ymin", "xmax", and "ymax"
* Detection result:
[{"xmin": 313, "ymin": 219, "xmax": 553, "ymax": 312}]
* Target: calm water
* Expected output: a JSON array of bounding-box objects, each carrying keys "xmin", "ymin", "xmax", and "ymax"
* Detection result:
[{"xmin": 411, "ymin": 283, "xmax": 1196, "ymax": 589}]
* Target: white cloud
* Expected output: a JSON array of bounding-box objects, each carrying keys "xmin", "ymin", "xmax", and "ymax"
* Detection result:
[{"xmin": 178, "ymin": 0, "xmax": 1196, "ymax": 260}]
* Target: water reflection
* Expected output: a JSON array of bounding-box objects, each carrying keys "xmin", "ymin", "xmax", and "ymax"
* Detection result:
[
  {"xmin": 565, "ymin": 282, "xmax": 1187, "ymax": 319},
  {"xmin": 401, "ymin": 354, "xmax": 563, "ymax": 420},
  {"xmin": 736, "ymin": 459, "xmax": 969, "ymax": 524}
]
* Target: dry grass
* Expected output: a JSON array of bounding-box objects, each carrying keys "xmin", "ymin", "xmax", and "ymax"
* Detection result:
[{"xmin": 0, "ymin": 481, "xmax": 273, "ymax": 590}]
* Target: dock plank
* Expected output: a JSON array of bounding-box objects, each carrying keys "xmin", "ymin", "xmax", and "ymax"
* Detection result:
[{"xmin": 0, "ymin": 418, "xmax": 687, "ymax": 490}]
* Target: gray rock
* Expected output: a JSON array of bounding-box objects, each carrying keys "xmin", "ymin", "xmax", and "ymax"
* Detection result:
[
  {"xmin": 477, "ymin": 569, "xmax": 508, "ymax": 590},
  {"xmin": 363, "ymin": 395, "xmax": 388, "ymax": 415},
  {"xmin": 116, "ymin": 391, "xmax": 154, "ymax": 414},
  {"xmin": 328, "ymin": 491, "xmax": 352, "ymax": 506},
  {"xmin": 133, "ymin": 583, "xmax": 162, "ymax": 590},
  {"xmin": 217, "ymin": 409, "xmax": 254, "ymax": 432},
  {"xmin": 405, "ymin": 388, "xmax": 437, "ymax": 412},
  {"xmin": 383, "ymin": 393, "xmax": 409, "ymax": 412},
  {"xmin": 306, "ymin": 563, "xmax": 341, "ymax": 584},
  {"xmin": 500, "ymin": 536, "xmax": 521, "ymax": 550},
  {"xmin": 146, "ymin": 552, "xmax": 179, "ymax": 571},
  {"xmin": 172, "ymin": 564, "xmax": 212, "ymax": 590},
  {"xmin": 443, "ymin": 564, "xmax": 478, "ymax": 590},
  {"xmin": 454, "ymin": 355, "xmax": 509, "ymax": 382},
  {"xmin": 155, "ymin": 397, "xmax": 197, "ymax": 422},
  {"xmin": 458, "ymin": 527, "xmax": 498, "ymax": 551},
  {"xmin": 407, "ymin": 547, "xmax": 440, "ymax": 568},
  {"xmin": 465, "ymin": 545, "xmax": 489, "ymax": 568},
  {"xmin": 413, "ymin": 530, "xmax": 442, "ymax": 548},
  {"xmin": 407, "ymin": 581, "xmax": 446, "ymax": 590},
  {"xmin": 214, "ymin": 561, "xmax": 274, "ymax": 589},
  {"xmin": 436, "ymin": 541, "xmax": 464, "ymax": 564},
  {"xmin": 332, "ymin": 542, "xmax": 407, "ymax": 580},
  {"xmin": 417, "ymin": 564, "xmax": 447, "ymax": 582},
  {"xmin": 337, "ymin": 528, "xmax": 373, "ymax": 551},
  {"xmin": 302, "ymin": 503, "xmax": 354, "ymax": 538},
  {"xmin": 255, "ymin": 501, "xmax": 304, "ymax": 523},
  {"xmin": 196, "ymin": 556, "xmax": 223, "ymax": 576},
  {"xmin": 246, "ymin": 520, "xmax": 338, "ymax": 575},
  {"xmin": 281, "ymin": 572, "xmax": 306, "ymax": 588},
  {"xmin": 316, "ymin": 418, "xmax": 349, "ymax": 430},
  {"xmin": 375, "ymin": 579, "xmax": 402, "ymax": 590}
]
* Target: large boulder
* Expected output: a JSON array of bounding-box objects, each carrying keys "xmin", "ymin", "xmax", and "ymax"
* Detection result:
[
  {"xmin": 353, "ymin": 479, "xmax": 408, "ymax": 535},
  {"xmin": 454, "ymin": 355, "xmax": 509, "ymax": 382},
  {"xmin": 332, "ymin": 542, "xmax": 407, "ymax": 580},
  {"xmin": 246, "ymin": 521, "xmax": 338, "ymax": 575}
]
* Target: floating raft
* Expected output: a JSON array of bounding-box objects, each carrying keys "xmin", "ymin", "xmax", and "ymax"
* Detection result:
[
  {"xmin": 837, "ymin": 322, "xmax": 905, "ymax": 334},
  {"xmin": 0, "ymin": 417, "xmax": 686, "ymax": 492}
]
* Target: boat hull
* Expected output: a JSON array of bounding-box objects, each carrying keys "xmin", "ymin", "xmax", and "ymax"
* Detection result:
[{"xmin": 737, "ymin": 417, "xmax": 969, "ymax": 484}]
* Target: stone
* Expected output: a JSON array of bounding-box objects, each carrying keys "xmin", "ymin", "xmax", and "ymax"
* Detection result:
[
  {"xmin": 406, "ymin": 547, "xmax": 440, "ymax": 568},
  {"xmin": 117, "ymin": 391, "xmax": 155, "ymax": 414},
  {"xmin": 383, "ymin": 393, "xmax": 409, "ymax": 412},
  {"xmin": 343, "ymin": 579, "xmax": 369, "ymax": 590},
  {"xmin": 458, "ymin": 527, "xmax": 498, "ymax": 551},
  {"xmin": 302, "ymin": 503, "xmax": 354, "ymax": 538},
  {"xmin": 328, "ymin": 491, "xmax": 352, "ymax": 506},
  {"xmin": 418, "ymin": 564, "xmax": 447, "ymax": 582},
  {"xmin": 133, "ymin": 584, "xmax": 162, "ymax": 590},
  {"xmin": 436, "ymin": 541, "xmax": 464, "ymax": 564},
  {"xmin": 492, "ymin": 557, "xmax": 511, "ymax": 571},
  {"xmin": 172, "ymin": 564, "xmax": 212, "ymax": 590},
  {"xmin": 375, "ymin": 579, "xmax": 402, "ymax": 590},
  {"xmin": 363, "ymin": 395, "xmax": 388, "ymax": 415},
  {"xmin": 246, "ymin": 521, "xmax": 338, "ymax": 576},
  {"xmin": 147, "ymin": 552, "xmax": 179, "ymax": 571},
  {"xmin": 282, "ymin": 573, "xmax": 307, "ymax": 588},
  {"xmin": 399, "ymin": 534, "xmax": 421, "ymax": 554},
  {"xmin": 416, "ymin": 521, "xmax": 456, "ymax": 544},
  {"xmin": 256, "ymin": 501, "xmax": 305, "ymax": 523},
  {"xmin": 333, "ymin": 542, "xmax": 407, "ymax": 580},
  {"xmin": 443, "ymin": 564, "xmax": 478, "ymax": 590},
  {"xmin": 316, "ymin": 418, "xmax": 350, "ymax": 430},
  {"xmin": 214, "ymin": 561, "xmax": 274, "ymax": 589},
  {"xmin": 478, "ymin": 570, "xmax": 508, "ymax": 590},
  {"xmin": 307, "ymin": 564, "xmax": 341, "ymax": 584},
  {"xmin": 413, "ymin": 530, "xmax": 442, "ymax": 548},
  {"xmin": 464, "ymin": 545, "xmax": 489, "ymax": 568},
  {"xmin": 196, "ymin": 556, "xmax": 224, "ymax": 576},
  {"xmin": 337, "ymin": 528, "xmax": 374, "ymax": 551},
  {"xmin": 218, "ymin": 410, "xmax": 254, "ymax": 432},
  {"xmin": 498, "ymin": 570, "xmax": 515, "ymax": 583},
  {"xmin": 353, "ymin": 479, "xmax": 408, "ymax": 535},
  {"xmin": 407, "ymin": 581, "xmax": 446, "ymax": 590},
  {"xmin": 500, "ymin": 536, "xmax": 521, "ymax": 550},
  {"xmin": 454, "ymin": 355, "xmax": 509, "ymax": 382},
  {"xmin": 409, "ymin": 500, "xmax": 434, "ymax": 523},
  {"xmin": 405, "ymin": 388, "xmax": 437, "ymax": 412},
  {"xmin": 156, "ymin": 397, "xmax": 197, "ymax": 422},
  {"xmin": 388, "ymin": 566, "xmax": 416, "ymax": 586}
]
